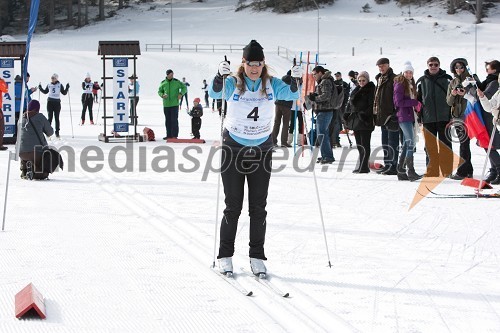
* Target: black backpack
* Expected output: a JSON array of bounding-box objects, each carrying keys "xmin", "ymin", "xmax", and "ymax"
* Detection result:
[{"xmin": 328, "ymin": 77, "xmax": 344, "ymax": 110}]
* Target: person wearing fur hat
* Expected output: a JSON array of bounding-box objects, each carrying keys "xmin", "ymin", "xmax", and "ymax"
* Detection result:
[
  {"xmin": 209, "ymin": 40, "xmax": 301, "ymax": 276},
  {"xmin": 476, "ymin": 60, "xmax": 500, "ymax": 185},
  {"xmin": 446, "ymin": 58, "xmax": 474, "ymax": 180},
  {"xmin": 19, "ymin": 100, "xmax": 54, "ymax": 179},
  {"xmin": 344, "ymin": 71, "xmax": 375, "ymax": 173},
  {"xmin": 188, "ymin": 97, "xmax": 203, "ymax": 139},
  {"xmin": 394, "ymin": 61, "xmax": 422, "ymax": 181},
  {"xmin": 81, "ymin": 73, "xmax": 94, "ymax": 125},
  {"xmin": 39, "ymin": 73, "xmax": 70, "ymax": 138}
]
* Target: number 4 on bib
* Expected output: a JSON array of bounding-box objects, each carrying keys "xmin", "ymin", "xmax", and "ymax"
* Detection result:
[{"xmin": 247, "ymin": 107, "xmax": 259, "ymax": 121}]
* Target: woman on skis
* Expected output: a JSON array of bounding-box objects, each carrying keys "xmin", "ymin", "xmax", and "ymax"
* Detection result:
[{"xmin": 209, "ymin": 40, "xmax": 301, "ymax": 275}]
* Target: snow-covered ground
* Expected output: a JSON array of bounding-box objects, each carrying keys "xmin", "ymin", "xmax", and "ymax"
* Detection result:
[{"xmin": 2, "ymin": 0, "xmax": 500, "ymax": 332}]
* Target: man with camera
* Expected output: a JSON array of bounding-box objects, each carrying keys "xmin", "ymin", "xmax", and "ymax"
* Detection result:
[{"xmin": 446, "ymin": 58, "xmax": 474, "ymax": 180}]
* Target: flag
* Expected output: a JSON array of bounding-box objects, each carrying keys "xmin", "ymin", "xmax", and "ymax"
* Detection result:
[
  {"xmin": 23, "ymin": 0, "xmax": 40, "ymax": 84},
  {"xmin": 463, "ymin": 94, "xmax": 490, "ymax": 148}
]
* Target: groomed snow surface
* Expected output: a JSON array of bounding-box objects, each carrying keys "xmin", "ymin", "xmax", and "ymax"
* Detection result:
[{"xmin": 1, "ymin": 0, "xmax": 500, "ymax": 332}]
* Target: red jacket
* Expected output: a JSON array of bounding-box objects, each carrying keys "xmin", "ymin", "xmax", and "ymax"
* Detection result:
[{"xmin": 0, "ymin": 78, "xmax": 8, "ymax": 108}]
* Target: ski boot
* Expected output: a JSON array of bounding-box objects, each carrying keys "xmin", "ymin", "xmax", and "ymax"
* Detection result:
[
  {"xmin": 218, "ymin": 257, "xmax": 233, "ymax": 275},
  {"xmin": 250, "ymin": 258, "xmax": 267, "ymax": 276}
]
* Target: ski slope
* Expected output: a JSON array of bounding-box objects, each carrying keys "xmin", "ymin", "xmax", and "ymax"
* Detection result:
[{"xmin": 1, "ymin": 0, "xmax": 500, "ymax": 332}]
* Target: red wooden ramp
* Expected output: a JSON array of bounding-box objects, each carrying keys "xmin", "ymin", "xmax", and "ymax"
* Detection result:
[
  {"xmin": 166, "ymin": 138, "xmax": 206, "ymax": 144},
  {"xmin": 461, "ymin": 178, "xmax": 493, "ymax": 189},
  {"xmin": 15, "ymin": 283, "xmax": 46, "ymax": 319}
]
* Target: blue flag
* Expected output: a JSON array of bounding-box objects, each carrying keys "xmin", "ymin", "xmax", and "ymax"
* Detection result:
[{"xmin": 23, "ymin": 0, "xmax": 40, "ymax": 88}]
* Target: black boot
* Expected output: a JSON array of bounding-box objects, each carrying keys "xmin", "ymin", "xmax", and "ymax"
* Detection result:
[
  {"xmin": 397, "ymin": 154, "xmax": 409, "ymax": 181},
  {"xmin": 484, "ymin": 168, "xmax": 498, "ymax": 183},
  {"xmin": 406, "ymin": 157, "xmax": 422, "ymax": 182}
]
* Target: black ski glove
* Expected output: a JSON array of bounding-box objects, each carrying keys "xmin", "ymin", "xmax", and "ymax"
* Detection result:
[
  {"xmin": 308, "ymin": 92, "xmax": 317, "ymax": 101},
  {"xmin": 66, "ymin": 83, "xmax": 70, "ymax": 90}
]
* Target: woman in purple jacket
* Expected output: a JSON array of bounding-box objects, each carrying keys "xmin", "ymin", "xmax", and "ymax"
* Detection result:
[{"xmin": 393, "ymin": 62, "xmax": 422, "ymax": 181}]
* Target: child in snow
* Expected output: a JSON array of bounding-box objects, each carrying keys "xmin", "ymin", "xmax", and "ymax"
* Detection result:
[
  {"xmin": 209, "ymin": 40, "xmax": 301, "ymax": 276},
  {"xmin": 92, "ymin": 81, "xmax": 101, "ymax": 103},
  {"xmin": 39, "ymin": 73, "xmax": 69, "ymax": 138},
  {"xmin": 188, "ymin": 97, "xmax": 203, "ymax": 139}
]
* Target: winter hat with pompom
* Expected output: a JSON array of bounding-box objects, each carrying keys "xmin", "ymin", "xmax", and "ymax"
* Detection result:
[{"xmin": 402, "ymin": 61, "xmax": 414, "ymax": 73}]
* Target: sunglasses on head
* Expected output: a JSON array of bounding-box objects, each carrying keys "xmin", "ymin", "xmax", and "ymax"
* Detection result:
[
  {"xmin": 246, "ymin": 61, "xmax": 264, "ymax": 67},
  {"xmin": 428, "ymin": 63, "xmax": 440, "ymax": 68}
]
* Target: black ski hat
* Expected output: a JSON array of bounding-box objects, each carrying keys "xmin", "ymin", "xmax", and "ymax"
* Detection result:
[
  {"xmin": 450, "ymin": 58, "xmax": 468, "ymax": 75},
  {"xmin": 242, "ymin": 40, "xmax": 264, "ymax": 61}
]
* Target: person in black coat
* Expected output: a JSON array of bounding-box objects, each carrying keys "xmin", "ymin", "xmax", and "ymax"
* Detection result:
[{"xmin": 345, "ymin": 71, "xmax": 375, "ymax": 173}]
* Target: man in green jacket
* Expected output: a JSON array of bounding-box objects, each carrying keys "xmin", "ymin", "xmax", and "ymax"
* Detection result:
[
  {"xmin": 158, "ymin": 69, "xmax": 187, "ymax": 139},
  {"xmin": 417, "ymin": 57, "xmax": 453, "ymax": 177}
]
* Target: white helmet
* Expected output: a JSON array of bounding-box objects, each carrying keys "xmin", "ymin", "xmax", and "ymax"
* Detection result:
[{"xmin": 51, "ymin": 73, "xmax": 59, "ymax": 80}]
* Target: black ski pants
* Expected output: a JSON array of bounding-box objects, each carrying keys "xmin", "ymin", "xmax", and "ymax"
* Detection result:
[
  {"xmin": 81, "ymin": 94, "xmax": 94, "ymax": 121},
  {"xmin": 289, "ymin": 110, "xmax": 304, "ymax": 134},
  {"xmin": 218, "ymin": 147, "xmax": 272, "ymax": 260},
  {"xmin": 354, "ymin": 130, "xmax": 372, "ymax": 172},
  {"xmin": 455, "ymin": 124, "xmax": 473, "ymax": 176},
  {"xmin": 191, "ymin": 117, "xmax": 201, "ymax": 139},
  {"xmin": 163, "ymin": 106, "xmax": 179, "ymax": 138},
  {"xmin": 130, "ymin": 96, "xmax": 139, "ymax": 125},
  {"xmin": 47, "ymin": 100, "xmax": 61, "ymax": 135},
  {"xmin": 180, "ymin": 92, "xmax": 189, "ymax": 109}
]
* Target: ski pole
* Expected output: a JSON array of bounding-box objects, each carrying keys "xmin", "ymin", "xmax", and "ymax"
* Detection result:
[
  {"xmin": 68, "ymin": 89, "xmax": 74, "ymax": 138},
  {"xmin": 293, "ymin": 57, "xmax": 300, "ymax": 154},
  {"xmin": 477, "ymin": 117, "xmax": 500, "ymax": 194},
  {"xmin": 213, "ymin": 56, "xmax": 229, "ymax": 269},
  {"xmin": 311, "ymin": 161, "xmax": 333, "ymax": 268},
  {"xmin": 2, "ymin": 151, "xmax": 13, "ymax": 231},
  {"xmin": 96, "ymin": 90, "xmax": 102, "ymax": 125}
]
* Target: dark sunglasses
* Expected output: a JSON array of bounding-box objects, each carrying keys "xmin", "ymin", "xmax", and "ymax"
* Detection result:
[
  {"xmin": 428, "ymin": 63, "xmax": 440, "ymax": 68},
  {"xmin": 358, "ymin": 79, "xmax": 367, "ymax": 82},
  {"xmin": 454, "ymin": 66, "xmax": 465, "ymax": 70}
]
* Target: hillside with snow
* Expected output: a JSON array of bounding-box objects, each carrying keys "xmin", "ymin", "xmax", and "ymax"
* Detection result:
[{"xmin": 1, "ymin": 0, "xmax": 500, "ymax": 332}]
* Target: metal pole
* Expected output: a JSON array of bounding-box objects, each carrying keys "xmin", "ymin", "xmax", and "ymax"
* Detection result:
[
  {"xmin": 312, "ymin": 0, "xmax": 319, "ymax": 61},
  {"xmin": 170, "ymin": 1, "xmax": 173, "ymax": 48},
  {"xmin": 466, "ymin": 0, "xmax": 478, "ymax": 73},
  {"xmin": 475, "ymin": 18, "xmax": 477, "ymax": 73}
]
